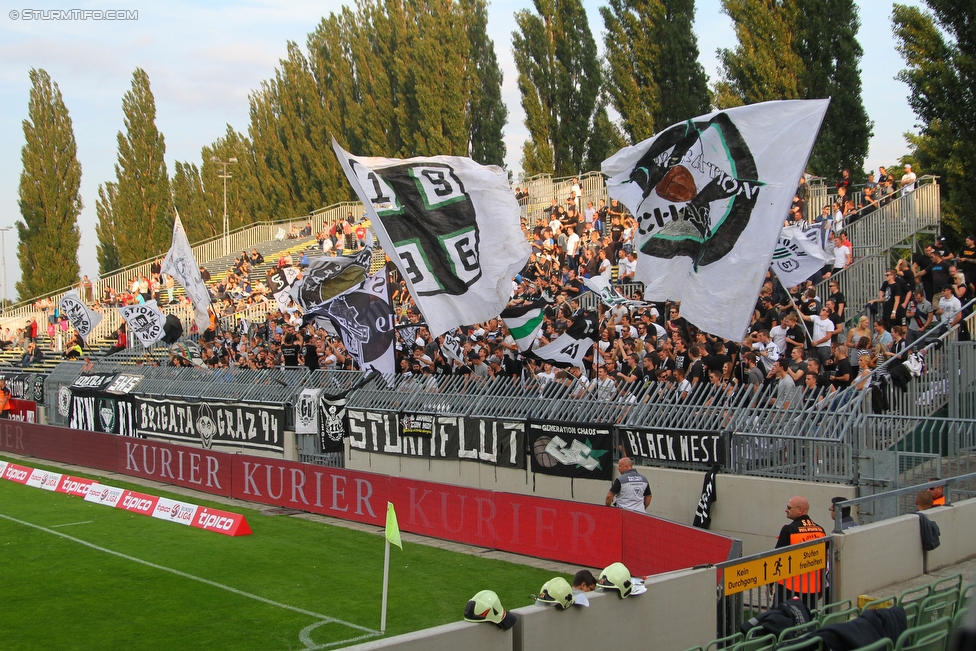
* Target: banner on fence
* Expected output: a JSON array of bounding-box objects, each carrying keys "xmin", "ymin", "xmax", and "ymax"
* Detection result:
[
  {"xmin": 69, "ymin": 389, "xmax": 137, "ymax": 437},
  {"xmin": 346, "ymin": 410, "xmax": 525, "ymax": 468},
  {"xmin": 618, "ymin": 427, "xmax": 727, "ymax": 467},
  {"xmin": 135, "ymin": 397, "xmax": 284, "ymax": 452},
  {"xmin": 527, "ymin": 420, "xmax": 613, "ymax": 480},
  {"xmin": 0, "ymin": 372, "xmax": 46, "ymax": 403}
]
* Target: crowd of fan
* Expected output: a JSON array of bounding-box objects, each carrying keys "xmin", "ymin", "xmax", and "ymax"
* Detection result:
[{"xmin": 6, "ymin": 172, "xmax": 973, "ymax": 396}]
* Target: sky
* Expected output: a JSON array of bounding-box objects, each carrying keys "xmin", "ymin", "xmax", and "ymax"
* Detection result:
[{"xmin": 0, "ymin": 0, "xmax": 924, "ymax": 301}]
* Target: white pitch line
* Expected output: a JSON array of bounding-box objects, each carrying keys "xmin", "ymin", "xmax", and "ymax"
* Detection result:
[
  {"xmin": 0, "ymin": 511, "xmax": 382, "ymax": 644},
  {"xmin": 50, "ymin": 520, "xmax": 94, "ymax": 528}
]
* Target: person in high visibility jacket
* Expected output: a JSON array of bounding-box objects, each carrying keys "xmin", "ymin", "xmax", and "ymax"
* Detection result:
[
  {"xmin": 775, "ymin": 496, "xmax": 826, "ymax": 607},
  {"xmin": 928, "ymin": 479, "xmax": 946, "ymax": 506}
]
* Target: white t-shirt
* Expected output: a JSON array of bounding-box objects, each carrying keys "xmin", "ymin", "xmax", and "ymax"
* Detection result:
[
  {"xmin": 834, "ymin": 244, "xmax": 851, "ymax": 269},
  {"xmin": 901, "ymin": 171, "xmax": 917, "ymax": 193}
]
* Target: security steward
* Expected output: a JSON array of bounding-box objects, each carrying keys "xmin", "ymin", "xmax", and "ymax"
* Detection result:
[
  {"xmin": 605, "ymin": 457, "xmax": 651, "ymax": 513},
  {"xmin": 775, "ymin": 496, "xmax": 826, "ymax": 608}
]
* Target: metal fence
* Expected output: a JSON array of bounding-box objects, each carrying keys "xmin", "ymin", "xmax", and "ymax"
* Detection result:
[
  {"xmin": 833, "ymin": 472, "xmax": 976, "ymax": 531},
  {"xmin": 812, "ymin": 181, "xmax": 940, "ymax": 329},
  {"xmin": 716, "ymin": 537, "xmax": 834, "ymax": 638}
]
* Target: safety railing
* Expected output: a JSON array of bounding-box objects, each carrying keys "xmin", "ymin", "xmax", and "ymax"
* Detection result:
[
  {"xmin": 716, "ymin": 536, "xmax": 834, "ymax": 637},
  {"xmin": 730, "ymin": 431, "xmax": 855, "ymax": 484},
  {"xmin": 831, "ymin": 472, "xmax": 976, "ymax": 532}
]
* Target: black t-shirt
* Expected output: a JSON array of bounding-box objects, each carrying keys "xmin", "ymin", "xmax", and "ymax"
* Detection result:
[
  {"xmin": 704, "ymin": 353, "xmax": 730, "ymax": 374},
  {"xmin": 830, "ymin": 358, "xmax": 853, "ymax": 389},
  {"xmin": 281, "ymin": 344, "xmax": 301, "ymax": 367},
  {"xmin": 302, "ymin": 344, "xmax": 319, "ymax": 370},
  {"xmin": 610, "ymin": 223, "xmax": 624, "ymax": 242}
]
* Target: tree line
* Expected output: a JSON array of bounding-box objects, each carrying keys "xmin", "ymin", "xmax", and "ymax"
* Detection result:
[{"xmin": 16, "ymin": 0, "xmax": 970, "ymax": 300}]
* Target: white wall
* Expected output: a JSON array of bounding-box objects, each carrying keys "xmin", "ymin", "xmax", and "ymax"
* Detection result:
[{"xmin": 348, "ymin": 567, "xmax": 716, "ymax": 651}]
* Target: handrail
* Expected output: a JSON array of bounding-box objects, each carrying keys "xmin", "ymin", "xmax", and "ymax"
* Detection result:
[{"xmin": 831, "ymin": 471, "xmax": 976, "ymax": 532}]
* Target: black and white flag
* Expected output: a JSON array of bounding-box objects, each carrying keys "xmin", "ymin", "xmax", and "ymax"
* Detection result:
[
  {"xmin": 313, "ymin": 270, "xmax": 395, "ymax": 374},
  {"xmin": 118, "ymin": 301, "xmax": 166, "ymax": 348},
  {"xmin": 334, "ymin": 140, "xmax": 530, "ymax": 337},
  {"xmin": 772, "ymin": 225, "xmax": 829, "ymax": 287},
  {"xmin": 288, "ymin": 237, "xmax": 374, "ymax": 313},
  {"xmin": 59, "ymin": 290, "xmax": 102, "ymax": 343},
  {"xmin": 524, "ymin": 311, "xmax": 598, "ymax": 368},
  {"xmin": 270, "ymin": 266, "xmax": 302, "ymax": 309},
  {"xmin": 295, "ymin": 388, "xmax": 322, "ymax": 436},
  {"xmin": 602, "ymin": 100, "xmax": 829, "ymax": 341},
  {"xmin": 161, "ymin": 214, "xmax": 211, "ymax": 333}
]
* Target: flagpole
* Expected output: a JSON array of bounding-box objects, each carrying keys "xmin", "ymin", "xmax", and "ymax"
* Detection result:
[{"xmin": 380, "ymin": 536, "xmax": 391, "ymax": 633}]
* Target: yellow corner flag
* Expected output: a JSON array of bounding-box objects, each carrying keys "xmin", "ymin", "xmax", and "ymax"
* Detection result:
[{"xmin": 385, "ymin": 501, "xmax": 402, "ymax": 550}]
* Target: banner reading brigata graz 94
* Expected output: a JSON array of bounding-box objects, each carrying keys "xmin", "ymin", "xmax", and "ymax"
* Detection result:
[{"xmin": 135, "ymin": 396, "xmax": 284, "ymax": 453}]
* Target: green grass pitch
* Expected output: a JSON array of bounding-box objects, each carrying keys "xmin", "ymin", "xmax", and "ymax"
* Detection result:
[{"xmin": 0, "ymin": 456, "xmax": 566, "ymax": 650}]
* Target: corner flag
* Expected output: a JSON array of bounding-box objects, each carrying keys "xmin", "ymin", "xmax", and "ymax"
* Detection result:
[{"xmin": 385, "ymin": 502, "xmax": 402, "ymax": 550}]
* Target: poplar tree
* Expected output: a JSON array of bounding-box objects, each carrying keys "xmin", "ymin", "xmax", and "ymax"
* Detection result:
[
  {"xmin": 893, "ymin": 1, "xmax": 975, "ymax": 236},
  {"xmin": 715, "ymin": 0, "xmax": 872, "ymax": 178},
  {"xmin": 95, "ymin": 182, "xmax": 122, "ymax": 274},
  {"xmin": 242, "ymin": 0, "xmax": 508, "ymax": 217},
  {"xmin": 17, "ymin": 69, "xmax": 82, "ymax": 300},
  {"xmin": 601, "ymin": 0, "xmax": 709, "ymax": 143},
  {"xmin": 466, "ymin": 0, "xmax": 508, "ymax": 166},
  {"xmin": 513, "ymin": 0, "xmax": 601, "ymax": 176},
  {"xmin": 99, "ymin": 68, "xmax": 172, "ymax": 266},
  {"xmin": 171, "ymin": 162, "xmax": 212, "ymax": 242}
]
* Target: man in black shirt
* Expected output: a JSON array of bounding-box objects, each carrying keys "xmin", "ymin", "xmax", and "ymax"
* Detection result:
[
  {"xmin": 281, "ymin": 333, "xmax": 301, "ymax": 367},
  {"xmin": 826, "ymin": 345, "xmax": 853, "ymax": 389},
  {"xmin": 301, "ymin": 333, "xmax": 320, "ymax": 371}
]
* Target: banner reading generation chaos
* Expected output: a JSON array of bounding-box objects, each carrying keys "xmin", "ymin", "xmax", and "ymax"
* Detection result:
[
  {"xmin": 346, "ymin": 410, "xmax": 525, "ymax": 469},
  {"xmin": 135, "ymin": 396, "xmax": 284, "ymax": 452},
  {"xmin": 527, "ymin": 420, "xmax": 613, "ymax": 480}
]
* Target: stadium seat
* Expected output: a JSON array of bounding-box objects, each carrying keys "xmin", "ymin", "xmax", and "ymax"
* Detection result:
[
  {"xmin": 893, "ymin": 616, "xmax": 952, "ymax": 651},
  {"xmin": 929, "ymin": 574, "xmax": 962, "ymax": 597},
  {"xmin": 862, "ymin": 596, "xmax": 898, "ymax": 613},
  {"xmin": 778, "ymin": 621, "xmax": 821, "ymax": 645},
  {"xmin": 899, "ymin": 585, "xmax": 933, "ymax": 607},
  {"xmin": 814, "ymin": 600, "xmax": 853, "ymax": 623},
  {"xmin": 730, "ymin": 633, "xmax": 777, "ymax": 651},
  {"xmin": 849, "ymin": 639, "xmax": 894, "ymax": 651},
  {"xmin": 917, "ymin": 590, "xmax": 960, "ymax": 626},
  {"xmin": 704, "ymin": 632, "xmax": 744, "ymax": 651},
  {"xmin": 775, "ymin": 635, "xmax": 823, "ymax": 651},
  {"xmin": 820, "ymin": 607, "xmax": 860, "ymax": 627},
  {"xmin": 952, "ymin": 607, "xmax": 968, "ymax": 633},
  {"xmin": 960, "ymin": 584, "xmax": 974, "ymax": 611},
  {"xmin": 903, "ymin": 601, "xmax": 920, "ymax": 629}
]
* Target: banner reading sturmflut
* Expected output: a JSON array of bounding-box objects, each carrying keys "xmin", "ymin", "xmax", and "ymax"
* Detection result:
[
  {"xmin": 333, "ymin": 140, "xmax": 530, "ymax": 337},
  {"xmin": 346, "ymin": 410, "xmax": 525, "ymax": 468},
  {"xmin": 602, "ymin": 99, "xmax": 829, "ymax": 341}
]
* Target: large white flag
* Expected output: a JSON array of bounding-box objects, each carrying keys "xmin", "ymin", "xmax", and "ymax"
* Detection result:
[
  {"xmin": 333, "ymin": 140, "xmax": 530, "ymax": 337},
  {"xmin": 602, "ymin": 99, "xmax": 829, "ymax": 341},
  {"xmin": 161, "ymin": 214, "xmax": 211, "ymax": 333},
  {"xmin": 118, "ymin": 301, "xmax": 166, "ymax": 348},
  {"xmin": 59, "ymin": 290, "xmax": 102, "ymax": 343},
  {"xmin": 772, "ymin": 226, "xmax": 829, "ymax": 287}
]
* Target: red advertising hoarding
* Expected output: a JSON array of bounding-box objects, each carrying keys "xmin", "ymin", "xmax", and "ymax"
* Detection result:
[{"xmin": 0, "ymin": 421, "xmax": 734, "ymax": 573}]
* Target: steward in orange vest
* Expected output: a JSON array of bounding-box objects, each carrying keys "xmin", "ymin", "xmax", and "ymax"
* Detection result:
[{"xmin": 776, "ymin": 496, "xmax": 827, "ymax": 599}]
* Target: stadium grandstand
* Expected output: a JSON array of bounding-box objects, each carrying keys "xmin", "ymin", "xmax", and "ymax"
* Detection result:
[{"xmin": 2, "ymin": 170, "xmax": 975, "ymax": 650}]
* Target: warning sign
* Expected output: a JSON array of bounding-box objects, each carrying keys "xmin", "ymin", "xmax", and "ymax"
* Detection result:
[{"xmin": 722, "ymin": 542, "xmax": 827, "ymax": 595}]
